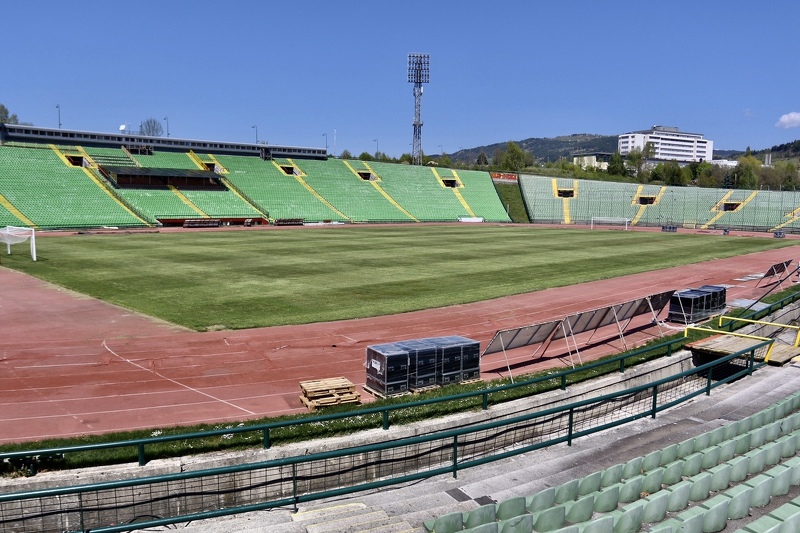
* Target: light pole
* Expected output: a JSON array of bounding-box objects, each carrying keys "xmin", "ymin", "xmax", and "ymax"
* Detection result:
[
  {"xmin": 438, "ymin": 144, "xmax": 443, "ymax": 155},
  {"xmin": 322, "ymin": 132, "xmax": 328, "ymax": 153},
  {"xmin": 252, "ymin": 125, "xmax": 258, "ymax": 144},
  {"xmin": 373, "ymin": 138, "xmax": 379, "ymax": 160},
  {"xmin": 163, "ymin": 116, "xmax": 170, "ymax": 137},
  {"xmin": 56, "ymin": 104, "xmax": 61, "ymax": 129}
]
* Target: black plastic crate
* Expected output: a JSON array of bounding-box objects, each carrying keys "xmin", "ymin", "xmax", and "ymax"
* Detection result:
[
  {"xmin": 697, "ymin": 285, "xmax": 727, "ymax": 311},
  {"xmin": 366, "ymin": 374, "xmax": 408, "ymax": 397},
  {"xmin": 438, "ymin": 371, "xmax": 463, "ymax": 385},
  {"xmin": 668, "ymin": 289, "xmax": 715, "ymax": 323},
  {"xmin": 366, "ymin": 344, "xmax": 409, "ymax": 382},
  {"xmin": 461, "ymin": 369, "xmax": 481, "ymax": 382},
  {"xmin": 408, "ymin": 373, "xmax": 437, "ymax": 390}
]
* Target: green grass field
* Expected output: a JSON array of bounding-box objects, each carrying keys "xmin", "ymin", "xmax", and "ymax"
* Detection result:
[{"xmin": 5, "ymin": 225, "xmax": 794, "ymax": 331}]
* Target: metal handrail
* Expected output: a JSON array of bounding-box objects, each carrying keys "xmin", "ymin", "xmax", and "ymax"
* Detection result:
[{"xmin": 0, "ymin": 339, "xmax": 771, "ymax": 533}]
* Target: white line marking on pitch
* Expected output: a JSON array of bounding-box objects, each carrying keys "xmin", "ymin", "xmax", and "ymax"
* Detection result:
[{"xmin": 102, "ymin": 340, "xmax": 255, "ymax": 416}]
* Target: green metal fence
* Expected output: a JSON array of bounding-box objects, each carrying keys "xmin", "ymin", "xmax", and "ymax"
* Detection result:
[{"xmin": 0, "ymin": 339, "xmax": 772, "ymax": 533}]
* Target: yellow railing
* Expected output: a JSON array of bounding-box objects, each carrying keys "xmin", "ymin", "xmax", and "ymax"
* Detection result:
[
  {"xmin": 684, "ymin": 326, "xmax": 775, "ymax": 362},
  {"xmin": 718, "ymin": 316, "xmax": 800, "ymax": 347}
]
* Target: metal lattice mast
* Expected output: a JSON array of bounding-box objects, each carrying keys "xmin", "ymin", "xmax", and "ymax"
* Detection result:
[{"xmin": 408, "ymin": 53, "xmax": 429, "ymax": 166}]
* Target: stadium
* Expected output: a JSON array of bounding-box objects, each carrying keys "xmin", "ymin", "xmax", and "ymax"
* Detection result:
[{"xmin": 4, "ymin": 121, "xmax": 800, "ymax": 533}]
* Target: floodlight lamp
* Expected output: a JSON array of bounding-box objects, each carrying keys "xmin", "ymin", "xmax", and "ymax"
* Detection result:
[{"xmin": 407, "ymin": 53, "xmax": 430, "ymax": 84}]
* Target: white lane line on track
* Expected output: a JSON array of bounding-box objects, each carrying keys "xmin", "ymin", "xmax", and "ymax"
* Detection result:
[{"xmin": 102, "ymin": 340, "xmax": 255, "ymax": 416}]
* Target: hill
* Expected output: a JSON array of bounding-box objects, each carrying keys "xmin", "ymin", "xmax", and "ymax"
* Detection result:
[
  {"xmin": 448, "ymin": 132, "xmax": 800, "ymax": 166},
  {"xmin": 448, "ymin": 133, "xmax": 618, "ymax": 164}
]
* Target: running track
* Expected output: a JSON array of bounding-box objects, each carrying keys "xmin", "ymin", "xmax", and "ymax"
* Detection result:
[{"xmin": 1, "ymin": 231, "xmax": 798, "ymax": 444}]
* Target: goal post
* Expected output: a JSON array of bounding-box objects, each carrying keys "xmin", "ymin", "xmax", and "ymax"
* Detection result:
[
  {"xmin": 590, "ymin": 217, "xmax": 630, "ymax": 230},
  {"xmin": 0, "ymin": 226, "xmax": 36, "ymax": 261}
]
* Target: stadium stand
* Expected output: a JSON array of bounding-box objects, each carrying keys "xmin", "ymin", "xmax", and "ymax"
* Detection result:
[
  {"xmin": 368, "ymin": 162, "xmax": 478, "ymax": 222},
  {"xmin": 294, "ymin": 158, "xmax": 412, "ymax": 222},
  {"xmin": 217, "ymin": 154, "xmax": 349, "ymax": 223},
  {"xmin": 0, "ymin": 144, "xmax": 146, "ymax": 228},
  {"xmin": 423, "ymin": 390, "xmax": 800, "ymax": 533},
  {"xmin": 10, "ymin": 128, "xmax": 800, "ymax": 233},
  {"xmin": 519, "ymin": 176, "xmax": 564, "ymax": 223},
  {"xmin": 454, "ymin": 169, "xmax": 511, "ymax": 222}
]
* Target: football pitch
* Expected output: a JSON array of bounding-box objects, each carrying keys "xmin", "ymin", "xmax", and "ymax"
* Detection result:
[{"xmin": 6, "ymin": 225, "xmax": 793, "ymax": 330}]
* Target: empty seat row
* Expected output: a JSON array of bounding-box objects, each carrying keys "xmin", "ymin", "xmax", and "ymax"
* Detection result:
[{"xmin": 423, "ymin": 391, "xmax": 800, "ymax": 533}]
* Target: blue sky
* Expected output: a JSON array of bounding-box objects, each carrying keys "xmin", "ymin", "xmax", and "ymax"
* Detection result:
[{"xmin": 4, "ymin": 1, "xmax": 799, "ymax": 157}]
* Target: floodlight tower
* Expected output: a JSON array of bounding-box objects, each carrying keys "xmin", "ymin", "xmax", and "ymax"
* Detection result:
[{"xmin": 408, "ymin": 53, "xmax": 430, "ymax": 165}]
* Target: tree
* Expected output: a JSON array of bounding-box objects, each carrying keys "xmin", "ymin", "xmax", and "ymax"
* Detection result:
[
  {"xmin": 734, "ymin": 155, "xmax": 761, "ymax": 189},
  {"xmin": 501, "ymin": 141, "xmax": 525, "ymax": 171},
  {"xmin": 476, "ymin": 151, "xmax": 489, "ymax": 167},
  {"xmin": 643, "ymin": 141, "xmax": 655, "ymax": 161},
  {"xmin": 607, "ymin": 151, "xmax": 626, "ymax": 177},
  {"xmin": 358, "ymin": 152, "xmax": 373, "ymax": 161},
  {"xmin": 139, "ymin": 117, "xmax": 164, "ymax": 137},
  {"xmin": 338, "ymin": 149, "xmax": 352, "ymax": 160},
  {"xmin": 662, "ymin": 161, "xmax": 687, "ymax": 186},
  {"xmin": 626, "ymin": 148, "xmax": 644, "ymax": 179},
  {"xmin": 492, "ymin": 147, "xmax": 505, "ymax": 167},
  {"xmin": 0, "ymin": 104, "xmax": 20, "ymax": 124}
]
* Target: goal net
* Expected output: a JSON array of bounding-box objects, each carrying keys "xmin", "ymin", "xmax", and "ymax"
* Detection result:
[
  {"xmin": 0, "ymin": 226, "xmax": 36, "ymax": 261},
  {"xmin": 590, "ymin": 217, "xmax": 630, "ymax": 230}
]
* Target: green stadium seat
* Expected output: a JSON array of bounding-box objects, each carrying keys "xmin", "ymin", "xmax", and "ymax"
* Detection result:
[
  {"xmin": 564, "ymin": 494, "xmax": 594, "ymax": 524},
  {"xmin": 526, "ymin": 487, "xmax": 556, "ymax": 512},
  {"xmin": 766, "ymin": 465, "xmax": 792, "ymax": 496},
  {"xmin": 744, "ymin": 474, "xmax": 774, "ymax": 507},
  {"xmin": 496, "ymin": 496, "xmax": 527, "ymax": 520},
  {"xmin": 688, "ymin": 472, "xmax": 712, "ymax": 502},
  {"xmin": 699, "ymin": 494, "xmax": 731, "ymax": 533},
  {"xmin": 577, "ymin": 515, "xmax": 613, "ymax": 533},
  {"xmin": 618, "ymin": 476, "xmax": 643, "ymax": 504},
  {"xmin": 555, "ymin": 479, "xmax": 580, "ymax": 504},
  {"xmin": 498, "ymin": 513, "xmax": 533, "ymax": 533},
  {"xmin": 642, "ymin": 490, "xmax": 669, "ymax": 523},
  {"xmin": 641, "ymin": 467, "xmax": 664, "ymax": 494},
  {"xmin": 642, "ymin": 450, "xmax": 662, "ymax": 473},
  {"xmin": 622, "ymin": 457, "xmax": 643, "ymax": 480},
  {"xmin": 709, "ymin": 463, "xmax": 732, "ymax": 491},
  {"xmin": 423, "ymin": 510, "xmax": 462, "ymax": 533},
  {"xmin": 578, "ymin": 472, "xmax": 602, "ymax": 496},
  {"xmin": 724, "ymin": 484, "xmax": 753, "ymax": 520},
  {"xmin": 464, "ymin": 521, "xmax": 499, "ymax": 533},
  {"xmin": 592, "ymin": 484, "xmax": 620, "ymax": 513},
  {"xmin": 609, "ymin": 500, "xmax": 644, "ymax": 533},
  {"xmin": 601, "ymin": 464, "xmax": 624, "ymax": 488},
  {"xmin": 666, "ymin": 480, "xmax": 692, "ymax": 512},
  {"xmin": 531, "ymin": 505, "xmax": 565, "ymax": 532},
  {"xmin": 682, "ymin": 452, "xmax": 704, "ymax": 477},
  {"xmin": 464, "ymin": 503, "xmax": 497, "ymax": 529}
]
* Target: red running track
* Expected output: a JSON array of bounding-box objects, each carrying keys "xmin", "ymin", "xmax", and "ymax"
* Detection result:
[{"xmin": 1, "ymin": 237, "xmax": 799, "ymax": 444}]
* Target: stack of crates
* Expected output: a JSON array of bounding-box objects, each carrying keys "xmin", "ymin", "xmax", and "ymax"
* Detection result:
[
  {"xmin": 433, "ymin": 336, "xmax": 481, "ymax": 385},
  {"xmin": 667, "ymin": 284, "xmax": 727, "ymax": 324},
  {"xmin": 365, "ymin": 336, "xmax": 481, "ymax": 397},
  {"xmin": 365, "ymin": 342, "xmax": 410, "ymax": 397}
]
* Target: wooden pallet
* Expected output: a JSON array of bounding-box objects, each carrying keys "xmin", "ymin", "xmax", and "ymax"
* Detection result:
[
  {"xmin": 299, "ymin": 377, "xmax": 361, "ymax": 411},
  {"xmin": 363, "ymin": 384, "xmax": 411, "ymax": 400}
]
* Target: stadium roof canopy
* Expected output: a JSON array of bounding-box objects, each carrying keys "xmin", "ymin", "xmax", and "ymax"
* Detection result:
[{"xmin": 0, "ymin": 123, "xmax": 327, "ymax": 160}]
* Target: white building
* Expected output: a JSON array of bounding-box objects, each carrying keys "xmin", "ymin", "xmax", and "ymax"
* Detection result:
[{"xmin": 618, "ymin": 126, "xmax": 713, "ymax": 163}]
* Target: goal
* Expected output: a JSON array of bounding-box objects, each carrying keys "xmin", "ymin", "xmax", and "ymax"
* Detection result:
[
  {"xmin": 0, "ymin": 226, "xmax": 36, "ymax": 261},
  {"xmin": 590, "ymin": 217, "xmax": 630, "ymax": 230}
]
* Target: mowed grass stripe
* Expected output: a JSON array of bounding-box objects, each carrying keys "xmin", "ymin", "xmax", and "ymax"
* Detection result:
[{"xmin": 5, "ymin": 226, "xmax": 792, "ymax": 330}]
